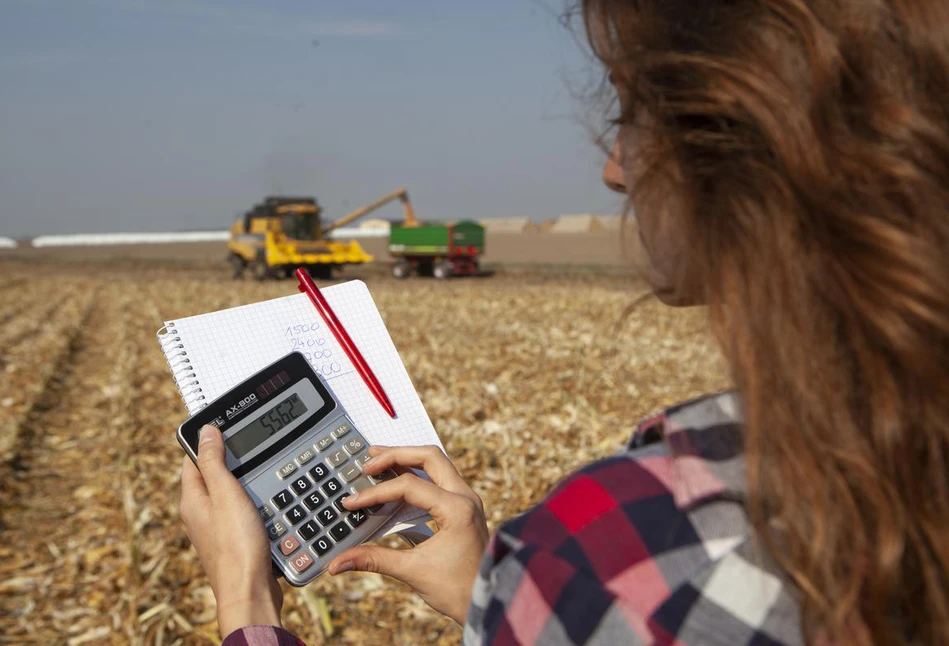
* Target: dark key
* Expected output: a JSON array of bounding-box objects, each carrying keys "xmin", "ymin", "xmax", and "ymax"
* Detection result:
[
  {"xmin": 330, "ymin": 521, "xmax": 352, "ymax": 542},
  {"xmin": 299, "ymin": 520, "xmax": 320, "ymax": 541},
  {"xmin": 271, "ymin": 489, "xmax": 294, "ymax": 510},
  {"xmin": 290, "ymin": 475, "xmax": 312, "ymax": 496},
  {"xmin": 315, "ymin": 506, "xmax": 339, "ymax": 527},
  {"xmin": 333, "ymin": 495, "xmax": 350, "ymax": 512},
  {"xmin": 302, "ymin": 491, "xmax": 325, "ymax": 511},
  {"xmin": 312, "ymin": 535, "xmax": 333, "ymax": 557},
  {"xmin": 347, "ymin": 509, "xmax": 368, "ymax": 528},
  {"xmin": 368, "ymin": 504, "xmax": 384, "ymax": 513},
  {"xmin": 320, "ymin": 477, "xmax": 342, "ymax": 497},
  {"xmin": 267, "ymin": 520, "xmax": 287, "ymax": 541},
  {"xmin": 369, "ymin": 469, "xmax": 396, "ymax": 485},
  {"xmin": 285, "ymin": 505, "xmax": 307, "ymax": 526},
  {"xmin": 309, "ymin": 463, "xmax": 330, "ymax": 482}
]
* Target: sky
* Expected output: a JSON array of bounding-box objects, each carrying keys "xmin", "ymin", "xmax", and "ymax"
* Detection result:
[{"xmin": 0, "ymin": 0, "xmax": 622, "ymax": 237}]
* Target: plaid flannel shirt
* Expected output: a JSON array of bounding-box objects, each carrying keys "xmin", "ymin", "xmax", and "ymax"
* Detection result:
[{"xmin": 463, "ymin": 392, "xmax": 804, "ymax": 645}]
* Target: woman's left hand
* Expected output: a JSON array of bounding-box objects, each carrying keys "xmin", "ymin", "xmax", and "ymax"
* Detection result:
[{"xmin": 179, "ymin": 425, "xmax": 284, "ymax": 636}]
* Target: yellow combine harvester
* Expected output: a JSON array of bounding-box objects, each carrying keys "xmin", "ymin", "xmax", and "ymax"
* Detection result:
[{"xmin": 227, "ymin": 188, "xmax": 417, "ymax": 280}]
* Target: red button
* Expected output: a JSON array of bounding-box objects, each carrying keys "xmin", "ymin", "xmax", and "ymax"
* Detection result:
[
  {"xmin": 280, "ymin": 536, "xmax": 301, "ymax": 556},
  {"xmin": 289, "ymin": 551, "xmax": 314, "ymax": 573}
]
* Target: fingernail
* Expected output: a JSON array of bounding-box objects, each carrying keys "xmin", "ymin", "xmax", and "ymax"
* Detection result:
[
  {"xmin": 332, "ymin": 562, "xmax": 353, "ymax": 575},
  {"xmin": 344, "ymin": 492, "xmax": 359, "ymax": 505}
]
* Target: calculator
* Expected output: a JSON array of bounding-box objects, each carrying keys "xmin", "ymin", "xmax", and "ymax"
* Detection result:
[{"xmin": 177, "ymin": 351, "xmax": 401, "ymax": 586}]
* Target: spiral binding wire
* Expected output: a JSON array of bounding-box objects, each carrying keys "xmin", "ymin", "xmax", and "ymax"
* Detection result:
[{"xmin": 157, "ymin": 323, "xmax": 207, "ymax": 412}]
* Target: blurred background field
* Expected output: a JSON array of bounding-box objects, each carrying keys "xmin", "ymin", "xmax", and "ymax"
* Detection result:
[{"xmin": 0, "ymin": 250, "xmax": 729, "ymax": 645}]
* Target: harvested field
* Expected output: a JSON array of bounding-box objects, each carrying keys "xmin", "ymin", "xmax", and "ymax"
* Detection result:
[{"xmin": 0, "ymin": 258, "xmax": 729, "ymax": 645}]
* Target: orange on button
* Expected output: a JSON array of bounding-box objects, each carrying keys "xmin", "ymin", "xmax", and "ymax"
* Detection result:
[
  {"xmin": 289, "ymin": 551, "xmax": 314, "ymax": 574},
  {"xmin": 280, "ymin": 535, "xmax": 301, "ymax": 556}
]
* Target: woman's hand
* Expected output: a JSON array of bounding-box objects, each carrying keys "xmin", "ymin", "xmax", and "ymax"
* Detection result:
[
  {"xmin": 328, "ymin": 445, "xmax": 489, "ymax": 625},
  {"xmin": 179, "ymin": 425, "xmax": 283, "ymax": 636}
]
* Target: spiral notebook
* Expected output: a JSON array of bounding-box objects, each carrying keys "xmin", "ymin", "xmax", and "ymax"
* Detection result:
[{"xmin": 156, "ymin": 279, "xmax": 441, "ymax": 532}]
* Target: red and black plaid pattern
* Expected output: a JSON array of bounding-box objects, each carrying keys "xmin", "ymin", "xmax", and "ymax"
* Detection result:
[
  {"xmin": 222, "ymin": 625, "xmax": 306, "ymax": 646},
  {"xmin": 464, "ymin": 393, "xmax": 803, "ymax": 645}
]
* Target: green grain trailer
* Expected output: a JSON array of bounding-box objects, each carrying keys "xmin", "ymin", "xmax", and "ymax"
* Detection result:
[{"xmin": 388, "ymin": 220, "xmax": 485, "ymax": 279}]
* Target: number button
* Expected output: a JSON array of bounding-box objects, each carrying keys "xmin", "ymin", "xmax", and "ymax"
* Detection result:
[
  {"xmin": 285, "ymin": 505, "xmax": 307, "ymax": 526},
  {"xmin": 313, "ymin": 535, "xmax": 333, "ymax": 557},
  {"xmin": 314, "ymin": 435, "xmax": 334, "ymax": 452},
  {"xmin": 326, "ymin": 449, "xmax": 347, "ymax": 468},
  {"xmin": 279, "ymin": 535, "xmax": 300, "ymax": 556},
  {"xmin": 289, "ymin": 551, "xmax": 314, "ymax": 574},
  {"xmin": 316, "ymin": 507, "xmax": 339, "ymax": 527},
  {"xmin": 296, "ymin": 448, "xmax": 316, "ymax": 466},
  {"xmin": 277, "ymin": 462, "xmax": 297, "ymax": 479},
  {"xmin": 347, "ymin": 509, "xmax": 368, "ymax": 528},
  {"xmin": 339, "ymin": 464, "xmax": 360, "ymax": 483},
  {"xmin": 320, "ymin": 477, "xmax": 342, "ymax": 497},
  {"xmin": 342, "ymin": 437, "xmax": 365, "ymax": 456},
  {"xmin": 258, "ymin": 505, "xmax": 274, "ymax": 521},
  {"xmin": 302, "ymin": 491, "xmax": 325, "ymax": 511},
  {"xmin": 267, "ymin": 521, "xmax": 287, "ymax": 541},
  {"xmin": 299, "ymin": 520, "xmax": 320, "ymax": 541},
  {"xmin": 333, "ymin": 495, "xmax": 350, "ymax": 512},
  {"xmin": 330, "ymin": 521, "xmax": 351, "ymax": 542},
  {"xmin": 290, "ymin": 475, "xmax": 312, "ymax": 496},
  {"xmin": 331, "ymin": 424, "xmax": 351, "ymax": 439},
  {"xmin": 272, "ymin": 489, "xmax": 294, "ymax": 510},
  {"xmin": 308, "ymin": 464, "xmax": 329, "ymax": 482}
]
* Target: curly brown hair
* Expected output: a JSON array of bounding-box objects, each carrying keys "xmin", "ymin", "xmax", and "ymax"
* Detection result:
[{"xmin": 579, "ymin": 0, "xmax": 949, "ymax": 643}]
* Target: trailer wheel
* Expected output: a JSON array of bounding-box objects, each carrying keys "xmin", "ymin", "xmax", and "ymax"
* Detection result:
[
  {"xmin": 392, "ymin": 260, "xmax": 411, "ymax": 279},
  {"xmin": 228, "ymin": 254, "xmax": 247, "ymax": 279},
  {"xmin": 433, "ymin": 260, "xmax": 453, "ymax": 280}
]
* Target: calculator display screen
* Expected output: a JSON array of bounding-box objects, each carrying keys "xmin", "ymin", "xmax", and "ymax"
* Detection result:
[{"xmin": 226, "ymin": 392, "xmax": 312, "ymax": 458}]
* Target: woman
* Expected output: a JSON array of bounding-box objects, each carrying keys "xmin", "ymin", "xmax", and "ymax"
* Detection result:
[{"xmin": 179, "ymin": 0, "xmax": 949, "ymax": 643}]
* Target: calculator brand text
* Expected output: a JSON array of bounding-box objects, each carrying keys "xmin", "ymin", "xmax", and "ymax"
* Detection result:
[{"xmin": 226, "ymin": 393, "xmax": 259, "ymax": 420}]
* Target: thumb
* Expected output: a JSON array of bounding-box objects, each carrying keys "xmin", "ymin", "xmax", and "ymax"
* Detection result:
[
  {"xmin": 328, "ymin": 545, "xmax": 414, "ymax": 582},
  {"xmin": 195, "ymin": 425, "xmax": 234, "ymax": 495}
]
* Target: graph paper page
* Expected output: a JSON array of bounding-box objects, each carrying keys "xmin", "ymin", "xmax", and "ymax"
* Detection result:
[{"xmin": 162, "ymin": 280, "xmax": 441, "ymax": 531}]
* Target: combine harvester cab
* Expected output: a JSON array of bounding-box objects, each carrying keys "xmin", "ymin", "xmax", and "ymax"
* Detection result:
[{"xmin": 388, "ymin": 220, "xmax": 484, "ymax": 279}]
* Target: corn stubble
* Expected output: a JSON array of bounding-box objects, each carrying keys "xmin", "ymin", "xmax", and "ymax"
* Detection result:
[{"xmin": 0, "ymin": 260, "xmax": 728, "ymax": 645}]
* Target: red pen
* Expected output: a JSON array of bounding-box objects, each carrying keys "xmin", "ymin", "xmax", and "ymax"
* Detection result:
[{"xmin": 295, "ymin": 268, "xmax": 397, "ymax": 419}]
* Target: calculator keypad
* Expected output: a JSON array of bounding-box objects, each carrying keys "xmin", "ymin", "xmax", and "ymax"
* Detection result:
[{"xmin": 248, "ymin": 422, "xmax": 402, "ymax": 586}]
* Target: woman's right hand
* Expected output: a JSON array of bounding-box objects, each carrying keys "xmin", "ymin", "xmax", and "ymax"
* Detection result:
[{"xmin": 327, "ymin": 445, "xmax": 489, "ymax": 625}]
